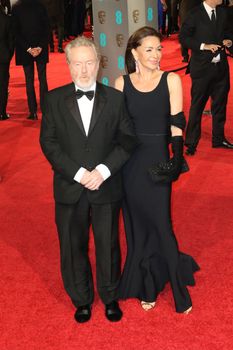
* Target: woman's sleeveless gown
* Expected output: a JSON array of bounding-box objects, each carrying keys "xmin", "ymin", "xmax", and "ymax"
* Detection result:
[{"xmin": 119, "ymin": 73, "xmax": 199, "ymax": 313}]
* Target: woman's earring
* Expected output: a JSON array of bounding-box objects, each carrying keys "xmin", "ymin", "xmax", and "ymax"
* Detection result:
[
  {"xmin": 135, "ymin": 60, "xmax": 139, "ymax": 73},
  {"xmin": 157, "ymin": 62, "xmax": 160, "ymax": 71}
]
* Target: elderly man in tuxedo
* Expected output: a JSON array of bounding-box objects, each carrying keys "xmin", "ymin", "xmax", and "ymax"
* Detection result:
[
  {"xmin": 180, "ymin": 0, "xmax": 233, "ymax": 155},
  {"xmin": 40, "ymin": 36, "xmax": 138, "ymax": 323}
]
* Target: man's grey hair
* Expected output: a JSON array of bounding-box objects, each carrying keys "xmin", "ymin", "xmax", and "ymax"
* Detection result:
[{"xmin": 65, "ymin": 36, "xmax": 101, "ymax": 63}]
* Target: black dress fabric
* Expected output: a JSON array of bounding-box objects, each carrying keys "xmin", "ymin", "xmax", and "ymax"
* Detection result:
[{"xmin": 119, "ymin": 73, "xmax": 199, "ymax": 313}]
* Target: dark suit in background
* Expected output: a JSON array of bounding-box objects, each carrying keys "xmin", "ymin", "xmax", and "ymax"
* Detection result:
[
  {"xmin": 179, "ymin": 0, "xmax": 203, "ymax": 24},
  {"xmin": 0, "ymin": 0, "xmax": 11, "ymax": 14},
  {"xmin": 179, "ymin": 0, "xmax": 202, "ymax": 61},
  {"xmin": 227, "ymin": 2, "xmax": 233, "ymax": 36},
  {"xmin": 179, "ymin": 2, "xmax": 233, "ymax": 153},
  {"xmin": 166, "ymin": 0, "xmax": 179, "ymax": 36},
  {"xmin": 12, "ymin": 0, "xmax": 49, "ymax": 118},
  {"xmin": 0, "ymin": 5, "xmax": 14, "ymax": 120},
  {"xmin": 41, "ymin": 0, "xmax": 65, "ymax": 53},
  {"xmin": 70, "ymin": 0, "xmax": 86, "ymax": 36}
]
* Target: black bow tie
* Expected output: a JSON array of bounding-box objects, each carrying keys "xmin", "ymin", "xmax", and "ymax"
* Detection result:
[{"xmin": 76, "ymin": 89, "xmax": 94, "ymax": 100}]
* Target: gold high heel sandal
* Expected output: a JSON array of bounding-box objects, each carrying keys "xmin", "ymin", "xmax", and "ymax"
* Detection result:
[
  {"xmin": 140, "ymin": 301, "xmax": 156, "ymax": 311},
  {"xmin": 183, "ymin": 306, "xmax": 192, "ymax": 314}
]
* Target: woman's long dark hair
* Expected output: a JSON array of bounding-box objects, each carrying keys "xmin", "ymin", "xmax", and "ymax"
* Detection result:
[{"xmin": 125, "ymin": 26, "xmax": 162, "ymax": 74}]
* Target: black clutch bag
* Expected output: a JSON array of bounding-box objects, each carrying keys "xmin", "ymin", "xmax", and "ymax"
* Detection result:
[{"xmin": 148, "ymin": 157, "xmax": 189, "ymax": 183}]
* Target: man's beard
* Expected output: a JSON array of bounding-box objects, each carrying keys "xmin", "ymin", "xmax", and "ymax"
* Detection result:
[{"xmin": 75, "ymin": 76, "xmax": 97, "ymax": 89}]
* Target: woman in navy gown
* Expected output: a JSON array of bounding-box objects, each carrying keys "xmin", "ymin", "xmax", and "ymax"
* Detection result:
[{"xmin": 115, "ymin": 27, "xmax": 199, "ymax": 313}]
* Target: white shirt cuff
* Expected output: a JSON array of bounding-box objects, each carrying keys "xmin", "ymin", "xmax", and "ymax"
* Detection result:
[
  {"xmin": 200, "ymin": 43, "xmax": 205, "ymax": 50},
  {"xmin": 74, "ymin": 167, "xmax": 87, "ymax": 183},
  {"xmin": 96, "ymin": 164, "xmax": 111, "ymax": 181}
]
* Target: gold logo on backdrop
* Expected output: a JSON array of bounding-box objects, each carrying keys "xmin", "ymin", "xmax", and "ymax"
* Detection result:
[
  {"xmin": 100, "ymin": 55, "xmax": 108, "ymax": 69},
  {"xmin": 98, "ymin": 10, "xmax": 106, "ymax": 24},
  {"xmin": 116, "ymin": 34, "xmax": 124, "ymax": 47},
  {"xmin": 132, "ymin": 9, "xmax": 140, "ymax": 23}
]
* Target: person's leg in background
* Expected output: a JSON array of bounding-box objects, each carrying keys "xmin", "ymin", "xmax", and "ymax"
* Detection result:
[
  {"xmin": 57, "ymin": 15, "xmax": 65, "ymax": 53},
  {"xmin": 0, "ymin": 62, "xmax": 10, "ymax": 120},
  {"xmin": 23, "ymin": 63, "xmax": 38, "ymax": 120},
  {"xmin": 36, "ymin": 61, "xmax": 48, "ymax": 115}
]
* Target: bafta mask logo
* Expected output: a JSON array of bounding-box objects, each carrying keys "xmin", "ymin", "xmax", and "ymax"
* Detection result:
[
  {"xmin": 100, "ymin": 55, "xmax": 108, "ymax": 69},
  {"xmin": 98, "ymin": 10, "xmax": 106, "ymax": 24},
  {"xmin": 133, "ymin": 9, "xmax": 140, "ymax": 23},
  {"xmin": 116, "ymin": 34, "xmax": 124, "ymax": 48}
]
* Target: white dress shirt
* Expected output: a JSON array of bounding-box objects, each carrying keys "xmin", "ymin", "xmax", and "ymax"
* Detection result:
[
  {"xmin": 73, "ymin": 82, "xmax": 111, "ymax": 183},
  {"xmin": 201, "ymin": 2, "xmax": 220, "ymax": 63}
]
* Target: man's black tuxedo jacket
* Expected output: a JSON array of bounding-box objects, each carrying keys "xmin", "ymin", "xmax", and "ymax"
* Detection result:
[
  {"xmin": 0, "ymin": 8, "xmax": 14, "ymax": 64},
  {"xmin": 40, "ymin": 82, "xmax": 138, "ymax": 205},
  {"xmin": 179, "ymin": 3, "xmax": 233, "ymax": 78},
  {"xmin": 179, "ymin": 0, "xmax": 202, "ymax": 24},
  {"xmin": 40, "ymin": 0, "xmax": 64, "ymax": 19},
  {"xmin": 12, "ymin": 0, "xmax": 49, "ymax": 66}
]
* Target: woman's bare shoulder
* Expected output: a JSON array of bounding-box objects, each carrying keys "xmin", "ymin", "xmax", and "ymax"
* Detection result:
[
  {"xmin": 167, "ymin": 72, "xmax": 182, "ymax": 92},
  {"xmin": 167, "ymin": 72, "xmax": 181, "ymax": 85}
]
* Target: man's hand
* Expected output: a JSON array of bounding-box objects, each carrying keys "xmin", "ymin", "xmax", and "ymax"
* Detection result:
[
  {"xmin": 80, "ymin": 170, "xmax": 91, "ymax": 186},
  {"xmin": 28, "ymin": 47, "xmax": 42, "ymax": 57},
  {"xmin": 80, "ymin": 169, "xmax": 104, "ymax": 191},
  {"xmin": 223, "ymin": 39, "xmax": 232, "ymax": 48},
  {"xmin": 203, "ymin": 44, "xmax": 222, "ymax": 53}
]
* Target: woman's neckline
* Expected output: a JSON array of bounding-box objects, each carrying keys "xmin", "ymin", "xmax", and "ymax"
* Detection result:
[{"xmin": 128, "ymin": 71, "xmax": 165, "ymax": 93}]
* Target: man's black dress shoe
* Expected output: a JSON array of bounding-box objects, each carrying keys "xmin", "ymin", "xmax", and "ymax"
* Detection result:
[
  {"xmin": 185, "ymin": 146, "xmax": 196, "ymax": 156},
  {"xmin": 105, "ymin": 301, "xmax": 122, "ymax": 322},
  {"xmin": 212, "ymin": 140, "xmax": 233, "ymax": 149},
  {"xmin": 74, "ymin": 304, "xmax": 92, "ymax": 323},
  {"xmin": 27, "ymin": 113, "xmax": 38, "ymax": 120},
  {"xmin": 0, "ymin": 113, "xmax": 10, "ymax": 120}
]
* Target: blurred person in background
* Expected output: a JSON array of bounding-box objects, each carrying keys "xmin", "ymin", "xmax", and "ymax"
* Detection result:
[
  {"xmin": 0, "ymin": 3, "xmax": 14, "ymax": 121},
  {"xmin": 12, "ymin": 0, "xmax": 49, "ymax": 120},
  {"xmin": 179, "ymin": 0, "xmax": 203, "ymax": 62},
  {"xmin": 70, "ymin": 0, "xmax": 86, "ymax": 37},
  {"xmin": 0, "ymin": 0, "xmax": 11, "ymax": 14},
  {"xmin": 180, "ymin": 0, "xmax": 233, "ymax": 155},
  {"xmin": 41, "ymin": 0, "xmax": 65, "ymax": 53}
]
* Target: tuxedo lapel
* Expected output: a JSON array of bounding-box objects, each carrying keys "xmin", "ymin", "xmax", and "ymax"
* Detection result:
[
  {"xmin": 200, "ymin": 4, "xmax": 217, "ymax": 36},
  {"xmin": 88, "ymin": 82, "xmax": 107, "ymax": 137},
  {"xmin": 200, "ymin": 3, "xmax": 210, "ymax": 23},
  {"xmin": 64, "ymin": 87, "xmax": 86, "ymax": 136}
]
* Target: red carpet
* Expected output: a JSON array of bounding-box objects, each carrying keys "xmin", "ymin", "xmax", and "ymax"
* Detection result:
[{"xmin": 0, "ymin": 36, "xmax": 233, "ymax": 350}]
